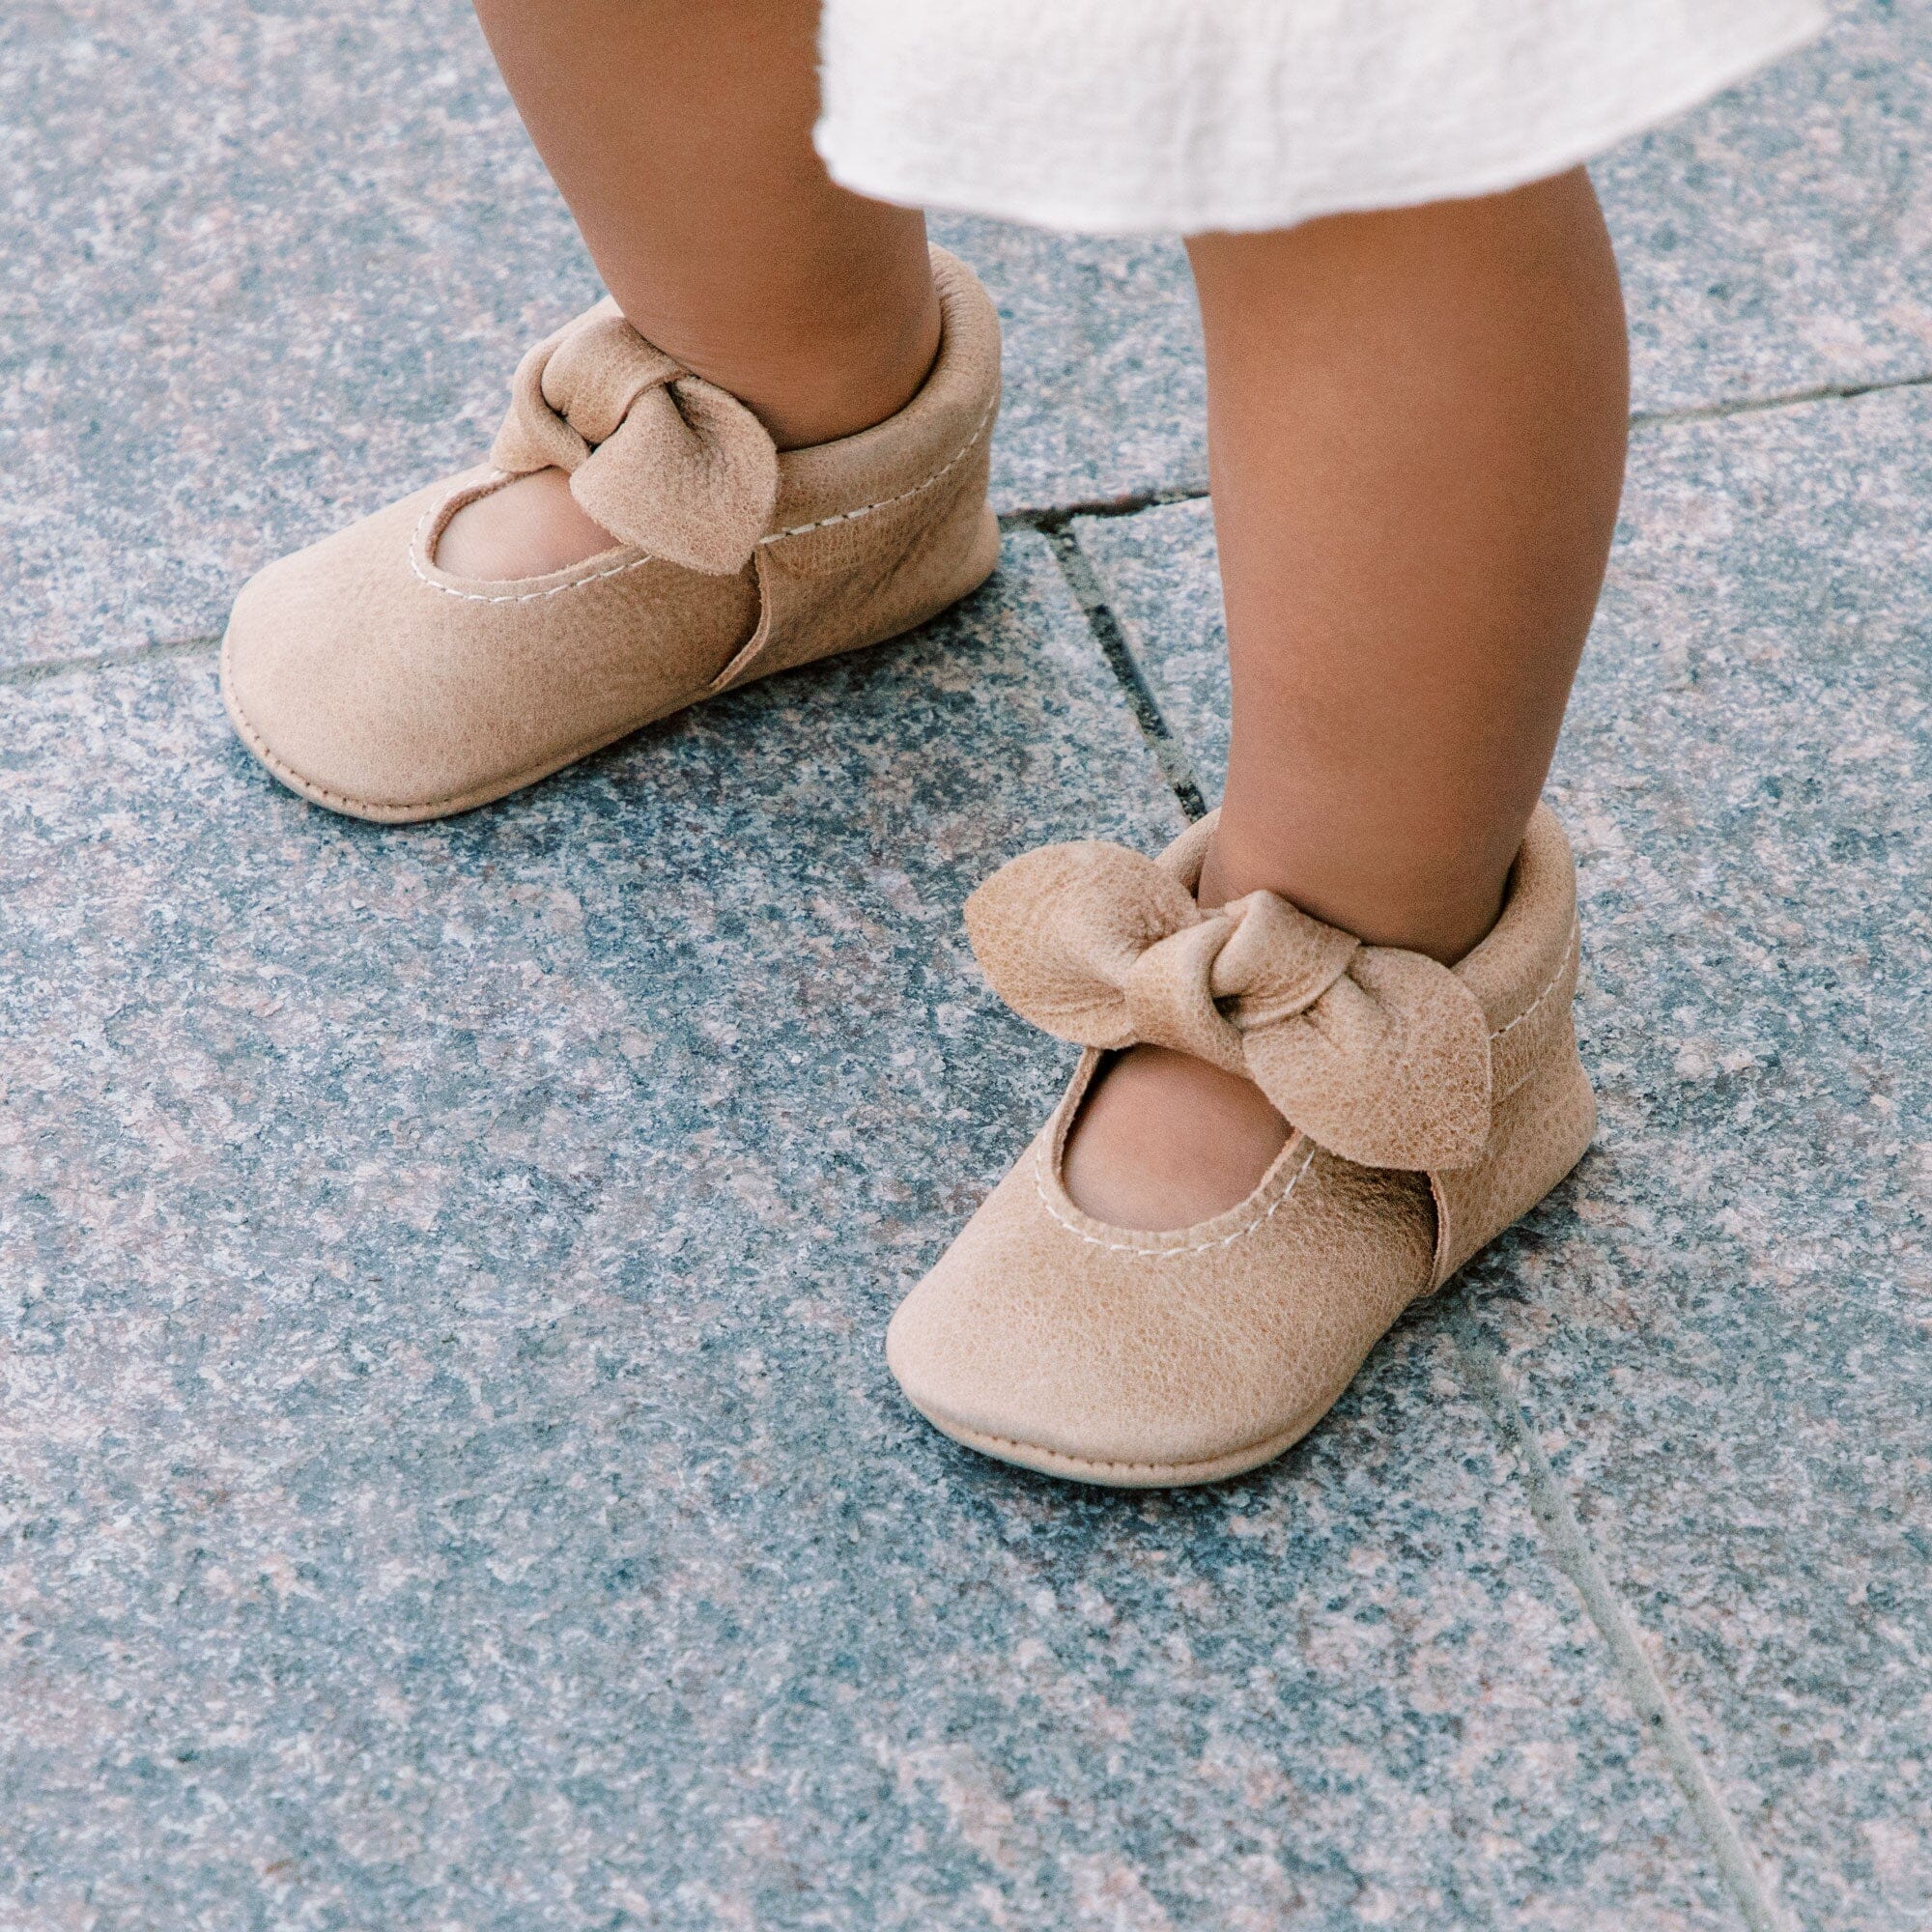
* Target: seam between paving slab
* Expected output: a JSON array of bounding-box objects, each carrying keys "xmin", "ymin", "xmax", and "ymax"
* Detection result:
[
  {"xmin": 1631, "ymin": 366, "xmax": 1932, "ymax": 429},
  {"xmin": 0, "ymin": 632, "xmax": 220, "ymax": 689},
  {"xmin": 1451, "ymin": 1317, "xmax": 1799, "ymax": 1932},
  {"xmin": 998, "ymin": 485, "xmax": 1209, "ymax": 527},
  {"xmin": 1039, "ymin": 520, "xmax": 1211, "ymax": 818},
  {"xmin": 1052, "ymin": 510, "xmax": 1803, "ymax": 1932}
]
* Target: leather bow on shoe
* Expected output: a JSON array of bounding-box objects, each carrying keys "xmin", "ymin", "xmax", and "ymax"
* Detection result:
[
  {"xmin": 491, "ymin": 298, "xmax": 781, "ymax": 575},
  {"xmin": 965, "ymin": 838, "xmax": 1494, "ymax": 1170}
]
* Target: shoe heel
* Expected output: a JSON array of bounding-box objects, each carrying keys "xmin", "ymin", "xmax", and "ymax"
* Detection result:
[
  {"xmin": 722, "ymin": 421, "xmax": 999, "ymax": 694},
  {"xmin": 1428, "ymin": 1024, "xmax": 1597, "ymax": 1288}
]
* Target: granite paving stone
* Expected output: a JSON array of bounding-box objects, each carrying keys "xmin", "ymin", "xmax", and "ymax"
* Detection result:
[
  {"xmin": 1599, "ymin": 0, "xmax": 1932, "ymax": 418},
  {"xmin": 1, "ymin": 536, "xmax": 1737, "ymax": 1928},
  {"xmin": 926, "ymin": 214, "xmax": 1203, "ymax": 513},
  {"xmin": 1492, "ymin": 384, "xmax": 1932, "ymax": 1932},
  {"xmin": 12, "ymin": 0, "xmax": 1932, "ymax": 671},
  {"xmin": 1073, "ymin": 388, "xmax": 1932, "ymax": 1931}
]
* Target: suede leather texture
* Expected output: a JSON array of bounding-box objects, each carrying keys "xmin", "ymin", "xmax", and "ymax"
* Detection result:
[
  {"xmin": 221, "ymin": 247, "xmax": 1001, "ymax": 822},
  {"xmin": 888, "ymin": 806, "xmax": 1596, "ymax": 1488},
  {"xmin": 964, "ymin": 834, "xmax": 1496, "ymax": 1171},
  {"xmin": 491, "ymin": 301, "xmax": 780, "ymax": 576}
]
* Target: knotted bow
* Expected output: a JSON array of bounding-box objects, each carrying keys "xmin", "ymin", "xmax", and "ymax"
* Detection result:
[
  {"xmin": 490, "ymin": 298, "xmax": 780, "ymax": 576},
  {"xmin": 966, "ymin": 839, "xmax": 1495, "ymax": 1171}
]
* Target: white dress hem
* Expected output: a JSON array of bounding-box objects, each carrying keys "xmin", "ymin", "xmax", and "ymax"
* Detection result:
[{"xmin": 816, "ymin": 3, "xmax": 1825, "ymax": 237}]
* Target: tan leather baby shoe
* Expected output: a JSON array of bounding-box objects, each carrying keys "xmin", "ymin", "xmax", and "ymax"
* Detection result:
[
  {"xmin": 888, "ymin": 806, "xmax": 1595, "ymax": 1488},
  {"xmin": 222, "ymin": 246, "xmax": 1000, "ymax": 822}
]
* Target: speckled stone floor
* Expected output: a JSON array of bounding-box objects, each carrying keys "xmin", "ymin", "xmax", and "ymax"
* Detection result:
[{"xmin": 3, "ymin": 3, "xmax": 1927, "ymax": 1929}]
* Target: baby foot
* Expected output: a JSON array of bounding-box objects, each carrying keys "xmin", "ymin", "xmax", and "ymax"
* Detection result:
[
  {"xmin": 435, "ymin": 468, "xmax": 618, "ymax": 579},
  {"xmin": 1061, "ymin": 1042, "xmax": 1291, "ymax": 1230}
]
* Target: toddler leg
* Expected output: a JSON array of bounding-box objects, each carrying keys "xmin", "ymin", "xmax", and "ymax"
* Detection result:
[
  {"xmin": 442, "ymin": 0, "xmax": 941, "ymax": 577},
  {"xmin": 1064, "ymin": 170, "xmax": 1628, "ymax": 1229}
]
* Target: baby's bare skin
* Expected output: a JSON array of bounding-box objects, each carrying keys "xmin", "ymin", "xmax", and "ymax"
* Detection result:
[{"xmin": 436, "ymin": 469, "xmax": 616, "ymax": 580}]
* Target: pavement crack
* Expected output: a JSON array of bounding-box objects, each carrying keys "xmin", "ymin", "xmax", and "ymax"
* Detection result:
[
  {"xmin": 1450, "ymin": 1313, "xmax": 1797, "ymax": 1932},
  {"xmin": 1633, "ymin": 368, "xmax": 1932, "ymax": 428}
]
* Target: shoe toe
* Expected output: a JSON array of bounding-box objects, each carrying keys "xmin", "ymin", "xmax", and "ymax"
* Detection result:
[
  {"xmin": 888, "ymin": 1141, "xmax": 1438, "ymax": 1487},
  {"xmin": 887, "ymin": 1262, "xmax": 1282, "ymax": 1487},
  {"xmin": 222, "ymin": 470, "xmax": 769, "ymax": 822},
  {"xmin": 222, "ymin": 484, "xmax": 486, "ymax": 822}
]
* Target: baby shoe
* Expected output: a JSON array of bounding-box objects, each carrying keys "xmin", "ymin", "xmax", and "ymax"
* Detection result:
[
  {"xmin": 222, "ymin": 246, "xmax": 1000, "ymax": 822},
  {"xmin": 888, "ymin": 806, "xmax": 1594, "ymax": 1487}
]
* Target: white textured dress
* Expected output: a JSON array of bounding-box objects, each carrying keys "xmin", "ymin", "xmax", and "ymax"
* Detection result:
[{"xmin": 816, "ymin": 0, "xmax": 1825, "ymax": 234}]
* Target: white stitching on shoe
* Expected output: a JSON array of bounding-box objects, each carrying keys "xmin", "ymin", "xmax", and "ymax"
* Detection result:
[
  {"xmin": 404, "ymin": 400, "xmax": 998, "ymax": 605},
  {"xmin": 757, "ymin": 399, "xmax": 997, "ymax": 541},
  {"xmin": 1034, "ymin": 1142, "xmax": 1319, "ymax": 1257},
  {"xmin": 1491, "ymin": 920, "xmax": 1579, "ymax": 1039}
]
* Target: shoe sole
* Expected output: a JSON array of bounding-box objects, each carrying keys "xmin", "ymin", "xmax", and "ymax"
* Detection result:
[{"xmin": 911, "ymin": 1406, "xmax": 1329, "ymax": 1490}]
